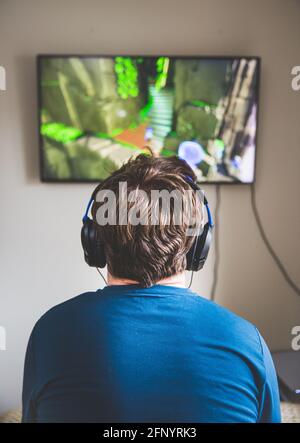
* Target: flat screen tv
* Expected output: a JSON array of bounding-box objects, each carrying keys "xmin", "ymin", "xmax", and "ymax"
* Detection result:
[{"xmin": 38, "ymin": 55, "xmax": 260, "ymax": 183}]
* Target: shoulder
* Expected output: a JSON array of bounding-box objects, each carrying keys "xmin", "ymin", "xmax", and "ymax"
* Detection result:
[
  {"xmin": 33, "ymin": 291, "xmax": 98, "ymax": 335},
  {"xmin": 186, "ymin": 290, "xmax": 263, "ymax": 357},
  {"xmin": 186, "ymin": 289, "xmax": 256, "ymax": 330}
]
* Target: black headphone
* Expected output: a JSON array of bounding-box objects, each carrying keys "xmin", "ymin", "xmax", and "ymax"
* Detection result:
[
  {"xmin": 81, "ymin": 176, "xmax": 213, "ymax": 272},
  {"xmin": 184, "ymin": 177, "xmax": 213, "ymax": 271}
]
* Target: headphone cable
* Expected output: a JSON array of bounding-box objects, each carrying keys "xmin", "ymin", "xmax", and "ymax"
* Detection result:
[
  {"xmin": 188, "ymin": 271, "xmax": 194, "ymax": 289},
  {"xmin": 96, "ymin": 267, "xmax": 107, "ymax": 286}
]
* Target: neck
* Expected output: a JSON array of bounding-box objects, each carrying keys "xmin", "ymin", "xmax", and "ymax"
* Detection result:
[{"xmin": 107, "ymin": 272, "xmax": 186, "ymax": 288}]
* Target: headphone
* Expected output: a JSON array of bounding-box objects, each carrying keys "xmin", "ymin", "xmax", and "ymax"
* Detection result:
[
  {"xmin": 184, "ymin": 177, "xmax": 214, "ymax": 271},
  {"xmin": 81, "ymin": 176, "xmax": 213, "ymax": 272}
]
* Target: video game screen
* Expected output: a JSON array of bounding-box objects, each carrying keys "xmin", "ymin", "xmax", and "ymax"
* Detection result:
[{"xmin": 38, "ymin": 56, "xmax": 259, "ymax": 183}]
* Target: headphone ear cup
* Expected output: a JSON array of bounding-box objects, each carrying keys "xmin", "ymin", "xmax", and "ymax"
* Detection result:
[
  {"xmin": 186, "ymin": 223, "xmax": 212, "ymax": 271},
  {"xmin": 81, "ymin": 218, "xmax": 106, "ymax": 268}
]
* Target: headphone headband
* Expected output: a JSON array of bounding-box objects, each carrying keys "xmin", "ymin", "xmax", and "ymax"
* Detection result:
[
  {"xmin": 82, "ymin": 196, "xmax": 94, "ymax": 223},
  {"xmin": 184, "ymin": 175, "xmax": 213, "ymax": 228}
]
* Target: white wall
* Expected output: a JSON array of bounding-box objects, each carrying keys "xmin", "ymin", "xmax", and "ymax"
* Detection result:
[{"xmin": 0, "ymin": 0, "xmax": 299, "ymax": 414}]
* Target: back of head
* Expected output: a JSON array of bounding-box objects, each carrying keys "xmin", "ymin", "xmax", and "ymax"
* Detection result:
[{"xmin": 91, "ymin": 154, "xmax": 203, "ymax": 287}]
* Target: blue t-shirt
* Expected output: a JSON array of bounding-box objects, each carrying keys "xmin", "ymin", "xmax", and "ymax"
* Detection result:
[{"xmin": 22, "ymin": 285, "xmax": 281, "ymax": 423}]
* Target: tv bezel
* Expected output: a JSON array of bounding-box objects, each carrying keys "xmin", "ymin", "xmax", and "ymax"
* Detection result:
[{"xmin": 37, "ymin": 54, "xmax": 261, "ymax": 185}]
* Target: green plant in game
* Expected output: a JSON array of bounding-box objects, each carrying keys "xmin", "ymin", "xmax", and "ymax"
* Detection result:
[
  {"xmin": 155, "ymin": 57, "xmax": 170, "ymax": 91},
  {"xmin": 114, "ymin": 57, "xmax": 139, "ymax": 99},
  {"xmin": 41, "ymin": 122, "xmax": 83, "ymax": 144}
]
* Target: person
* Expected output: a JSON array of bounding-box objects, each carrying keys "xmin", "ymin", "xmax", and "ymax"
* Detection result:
[{"xmin": 22, "ymin": 154, "xmax": 281, "ymax": 423}]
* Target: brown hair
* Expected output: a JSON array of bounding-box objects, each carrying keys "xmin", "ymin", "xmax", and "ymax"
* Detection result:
[{"xmin": 91, "ymin": 154, "xmax": 201, "ymax": 287}]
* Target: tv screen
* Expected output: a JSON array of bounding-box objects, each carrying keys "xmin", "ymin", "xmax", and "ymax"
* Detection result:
[{"xmin": 38, "ymin": 55, "xmax": 259, "ymax": 183}]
